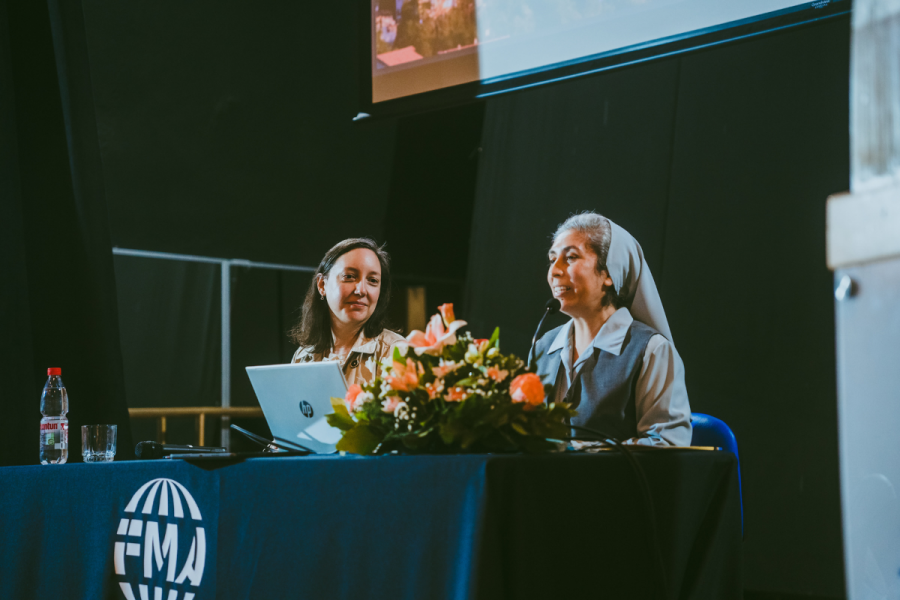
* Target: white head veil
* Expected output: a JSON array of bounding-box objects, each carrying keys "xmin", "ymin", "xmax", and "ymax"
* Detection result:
[{"xmin": 605, "ymin": 219, "xmax": 673, "ymax": 342}]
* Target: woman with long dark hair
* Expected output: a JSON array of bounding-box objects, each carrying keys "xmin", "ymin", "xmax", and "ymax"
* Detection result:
[{"xmin": 290, "ymin": 238, "xmax": 403, "ymax": 387}]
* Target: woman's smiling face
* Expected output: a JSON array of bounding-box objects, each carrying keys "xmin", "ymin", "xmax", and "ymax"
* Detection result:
[
  {"xmin": 318, "ymin": 248, "xmax": 382, "ymax": 331},
  {"xmin": 547, "ymin": 229, "xmax": 613, "ymax": 318}
]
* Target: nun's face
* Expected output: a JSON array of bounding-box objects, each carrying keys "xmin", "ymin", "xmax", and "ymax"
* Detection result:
[{"xmin": 548, "ymin": 230, "xmax": 614, "ymax": 318}]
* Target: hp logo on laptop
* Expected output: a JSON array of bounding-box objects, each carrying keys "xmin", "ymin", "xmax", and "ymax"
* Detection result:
[{"xmin": 299, "ymin": 401, "xmax": 314, "ymax": 418}]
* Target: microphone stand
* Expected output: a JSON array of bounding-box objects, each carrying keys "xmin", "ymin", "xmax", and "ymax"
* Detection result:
[{"xmin": 528, "ymin": 299, "xmax": 561, "ymax": 370}]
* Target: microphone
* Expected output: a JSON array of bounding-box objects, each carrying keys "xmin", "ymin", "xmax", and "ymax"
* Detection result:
[
  {"xmin": 135, "ymin": 441, "xmax": 228, "ymax": 460},
  {"xmin": 528, "ymin": 298, "xmax": 561, "ymax": 369}
]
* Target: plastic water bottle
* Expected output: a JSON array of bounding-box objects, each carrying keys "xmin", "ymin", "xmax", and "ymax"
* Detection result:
[{"xmin": 40, "ymin": 368, "xmax": 68, "ymax": 465}]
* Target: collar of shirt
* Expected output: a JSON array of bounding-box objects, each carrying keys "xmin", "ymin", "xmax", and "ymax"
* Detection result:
[
  {"xmin": 549, "ymin": 307, "xmax": 634, "ymax": 387},
  {"xmin": 327, "ymin": 331, "xmax": 378, "ymax": 365},
  {"xmin": 548, "ymin": 307, "xmax": 635, "ymax": 358}
]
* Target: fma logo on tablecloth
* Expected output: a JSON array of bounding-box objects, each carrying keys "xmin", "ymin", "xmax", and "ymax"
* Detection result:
[{"xmin": 114, "ymin": 478, "xmax": 206, "ymax": 600}]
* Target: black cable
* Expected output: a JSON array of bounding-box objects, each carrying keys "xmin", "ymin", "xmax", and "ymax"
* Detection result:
[
  {"xmin": 230, "ymin": 424, "xmax": 314, "ymax": 454},
  {"xmin": 567, "ymin": 424, "xmax": 670, "ymax": 599}
]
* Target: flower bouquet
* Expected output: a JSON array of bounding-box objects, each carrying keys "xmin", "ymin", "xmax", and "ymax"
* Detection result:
[{"xmin": 326, "ymin": 304, "xmax": 576, "ymax": 455}]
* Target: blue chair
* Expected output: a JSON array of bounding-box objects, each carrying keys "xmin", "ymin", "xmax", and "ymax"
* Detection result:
[{"xmin": 691, "ymin": 413, "xmax": 743, "ymax": 536}]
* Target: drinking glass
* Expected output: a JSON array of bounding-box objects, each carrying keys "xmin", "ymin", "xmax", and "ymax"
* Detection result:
[{"xmin": 82, "ymin": 424, "xmax": 117, "ymax": 463}]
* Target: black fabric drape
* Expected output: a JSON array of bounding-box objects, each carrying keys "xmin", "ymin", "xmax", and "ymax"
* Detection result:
[
  {"xmin": 0, "ymin": 0, "xmax": 37, "ymax": 466},
  {"xmin": 0, "ymin": 0, "xmax": 132, "ymax": 465},
  {"xmin": 465, "ymin": 17, "xmax": 850, "ymax": 597}
]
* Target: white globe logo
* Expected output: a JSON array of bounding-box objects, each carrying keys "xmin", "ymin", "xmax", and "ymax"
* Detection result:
[{"xmin": 113, "ymin": 478, "xmax": 206, "ymax": 600}]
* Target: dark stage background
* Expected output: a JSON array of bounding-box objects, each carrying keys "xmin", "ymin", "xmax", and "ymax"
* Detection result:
[
  {"xmin": 465, "ymin": 16, "xmax": 849, "ymax": 600},
  {"xmin": 0, "ymin": 1, "xmax": 849, "ymax": 598}
]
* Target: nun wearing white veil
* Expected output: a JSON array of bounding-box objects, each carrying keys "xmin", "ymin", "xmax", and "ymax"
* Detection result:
[{"xmin": 531, "ymin": 212, "xmax": 692, "ymax": 446}]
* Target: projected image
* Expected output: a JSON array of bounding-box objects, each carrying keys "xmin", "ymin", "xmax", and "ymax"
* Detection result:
[
  {"xmin": 371, "ymin": 0, "xmax": 815, "ymax": 103},
  {"xmin": 375, "ymin": 0, "xmax": 478, "ymax": 66}
]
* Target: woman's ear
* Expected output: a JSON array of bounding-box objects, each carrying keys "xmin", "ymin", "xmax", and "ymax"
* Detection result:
[
  {"xmin": 316, "ymin": 274, "xmax": 326, "ymax": 299},
  {"xmin": 601, "ymin": 271, "xmax": 615, "ymax": 295}
]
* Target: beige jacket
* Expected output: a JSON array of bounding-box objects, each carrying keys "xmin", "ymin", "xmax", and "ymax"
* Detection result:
[{"xmin": 291, "ymin": 329, "xmax": 406, "ymax": 388}]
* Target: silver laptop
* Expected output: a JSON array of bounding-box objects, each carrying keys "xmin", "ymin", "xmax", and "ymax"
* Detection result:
[{"xmin": 245, "ymin": 361, "xmax": 348, "ymax": 454}]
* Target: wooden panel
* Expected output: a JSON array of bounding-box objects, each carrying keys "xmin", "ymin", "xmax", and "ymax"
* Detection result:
[
  {"xmin": 851, "ymin": 0, "xmax": 900, "ymax": 189},
  {"xmin": 827, "ymin": 183, "xmax": 900, "ymax": 268}
]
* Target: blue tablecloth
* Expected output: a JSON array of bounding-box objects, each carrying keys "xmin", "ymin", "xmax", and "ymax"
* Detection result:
[{"xmin": 0, "ymin": 451, "xmax": 741, "ymax": 600}]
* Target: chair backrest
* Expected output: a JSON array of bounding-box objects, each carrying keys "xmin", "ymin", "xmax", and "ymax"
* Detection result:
[
  {"xmin": 691, "ymin": 412, "xmax": 743, "ymax": 536},
  {"xmin": 691, "ymin": 413, "xmax": 739, "ymax": 457}
]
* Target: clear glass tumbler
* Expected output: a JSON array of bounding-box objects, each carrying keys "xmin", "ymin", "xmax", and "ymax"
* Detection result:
[{"xmin": 81, "ymin": 424, "xmax": 117, "ymax": 463}]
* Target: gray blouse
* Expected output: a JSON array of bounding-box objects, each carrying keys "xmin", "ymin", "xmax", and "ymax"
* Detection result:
[{"xmin": 542, "ymin": 307, "xmax": 692, "ymax": 447}]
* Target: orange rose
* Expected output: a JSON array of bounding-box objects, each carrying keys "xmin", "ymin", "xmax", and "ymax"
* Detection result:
[
  {"xmin": 438, "ymin": 303, "xmax": 456, "ymax": 326},
  {"xmin": 510, "ymin": 373, "xmax": 545, "ymax": 409}
]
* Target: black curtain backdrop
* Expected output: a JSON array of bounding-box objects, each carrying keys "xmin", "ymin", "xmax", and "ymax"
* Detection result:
[
  {"xmin": 0, "ymin": 0, "xmax": 133, "ymax": 465},
  {"xmin": 466, "ymin": 16, "xmax": 849, "ymax": 599},
  {"xmin": 0, "ymin": 0, "xmax": 36, "ymax": 466},
  {"xmin": 382, "ymin": 101, "xmax": 485, "ymax": 317},
  {"xmin": 80, "ymin": 0, "xmax": 399, "ymax": 267}
]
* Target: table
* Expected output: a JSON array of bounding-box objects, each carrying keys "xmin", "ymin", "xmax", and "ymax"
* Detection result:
[{"xmin": 0, "ymin": 451, "xmax": 741, "ymax": 600}]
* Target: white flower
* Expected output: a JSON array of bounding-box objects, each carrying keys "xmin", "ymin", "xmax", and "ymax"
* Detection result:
[
  {"xmin": 464, "ymin": 344, "xmax": 483, "ymax": 365},
  {"xmin": 350, "ymin": 392, "xmax": 375, "ymax": 412},
  {"xmin": 394, "ymin": 402, "xmax": 409, "ymax": 420},
  {"xmin": 487, "ymin": 347, "xmax": 499, "ymax": 359}
]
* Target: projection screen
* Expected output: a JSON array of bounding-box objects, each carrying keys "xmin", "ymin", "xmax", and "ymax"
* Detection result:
[{"xmin": 368, "ymin": 0, "xmax": 848, "ymax": 107}]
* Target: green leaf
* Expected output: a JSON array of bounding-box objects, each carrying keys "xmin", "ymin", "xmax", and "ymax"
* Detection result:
[
  {"xmin": 335, "ymin": 425, "xmax": 382, "ymax": 455},
  {"xmin": 488, "ymin": 327, "xmax": 500, "ymax": 349},
  {"xmin": 326, "ymin": 400, "xmax": 356, "ymax": 431},
  {"xmin": 393, "ymin": 346, "xmax": 405, "ymax": 363},
  {"xmin": 510, "ymin": 421, "xmax": 529, "ymax": 436}
]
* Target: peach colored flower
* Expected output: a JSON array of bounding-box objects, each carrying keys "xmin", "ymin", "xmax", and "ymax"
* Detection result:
[
  {"xmin": 345, "ymin": 384, "xmax": 363, "ymax": 404},
  {"xmin": 485, "ymin": 366, "xmax": 508, "ymax": 383},
  {"xmin": 386, "ymin": 358, "xmax": 423, "ymax": 392},
  {"xmin": 382, "ymin": 396, "xmax": 402, "ymax": 413},
  {"xmin": 510, "ymin": 373, "xmax": 545, "ymax": 409},
  {"xmin": 438, "ymin": 303, "xmax": 456, "ymax": 325},
  {"xmin": 432, "ymin": 359, "xmax": 463, "ymax": 378},
  {"xmin": 406, "ymin": 312, "xmax": 467, "ymax": 356},
  {"xmin": 445, "ymin": 386, "xmax": 468, "ymax": 402},
  {"xmin": 350, "ymin": 391, "xmax": 374, "ymax": 412},
  {"xmin": 475, "ymin": 338, "xmax": 490, "ymax": 352},
  {"xmin": 425, "ymin": 379, "xmax": 444, "ymax": 399}
]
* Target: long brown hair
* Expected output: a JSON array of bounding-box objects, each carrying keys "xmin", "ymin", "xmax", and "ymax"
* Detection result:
[{"xmin": 290, "ymin": 238, "xmax": 392, "ymax": 356}]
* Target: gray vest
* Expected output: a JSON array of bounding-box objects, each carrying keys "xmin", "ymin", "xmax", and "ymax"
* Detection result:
[{"xmin": 533, "ymin": 321, "xmax": 657, "ymax": 441}]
